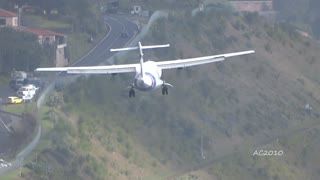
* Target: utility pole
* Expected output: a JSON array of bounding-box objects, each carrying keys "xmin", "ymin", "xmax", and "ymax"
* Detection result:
[
  {"xmin": 200, "ymin": 135, "xmax": 206, "ymax": 159},
  {"xmin": 18, "ymin": 5, "xmax": 30, "ymax": 27},
  {"xmin": 18, "ymin": 7, "xmax": 21, "ymax": 27},
  {"xmin": 19, "ymin": 157, "xmax": 24, "ymax": 177}
]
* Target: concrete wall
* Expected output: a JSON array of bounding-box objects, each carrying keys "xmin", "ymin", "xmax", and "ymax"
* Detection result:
[
  {"xmin": 0, "ymin": 17, "xmax": 18, "ymax": 27},
  {"xmin": 38, "ymin": 35, "xmax": 56, "ymax": 45},
  {"xmin": 55, "ymin": 44, "xmax": 68, "ymax": 67}
]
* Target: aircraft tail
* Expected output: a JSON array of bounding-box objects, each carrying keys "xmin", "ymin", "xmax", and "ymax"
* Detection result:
[
  {"xmin": 110, "ymin": 42, "xmax": 170, "ymax": 78},
  {"xmin": 110, "ymin": 43, "xmax": 170, "ymax": 52}
]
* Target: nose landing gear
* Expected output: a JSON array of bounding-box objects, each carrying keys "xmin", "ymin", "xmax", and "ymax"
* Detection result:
[{"xmin": 129, "ymin": 88, "xmax": 135, "ymax": 98}]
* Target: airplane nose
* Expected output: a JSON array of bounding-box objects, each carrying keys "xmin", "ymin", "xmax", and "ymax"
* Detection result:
[{"xmin": 142, "ymin": 76, "xmax": 153, "ymax": 87}]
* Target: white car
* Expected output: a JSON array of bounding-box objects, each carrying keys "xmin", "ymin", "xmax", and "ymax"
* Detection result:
[
  {"xmin": 17, "ymin": 84, "xmax": 39, "ymax": 97},
  {"xmin": 0, "ymin": 159, "xmax": 11, "ymax": 168},
  {"xmin": 22, "ymin": 94, "xmax": 34, "ymax": 103}
]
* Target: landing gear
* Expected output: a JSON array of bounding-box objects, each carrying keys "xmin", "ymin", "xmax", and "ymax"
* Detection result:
[
  {"xmin": 162, "ymin": 85, "xmax": 168, "ymax": 95},
  {"xmin": 129, "ymin": 88, "xmax": 135, "ymax": 98}
]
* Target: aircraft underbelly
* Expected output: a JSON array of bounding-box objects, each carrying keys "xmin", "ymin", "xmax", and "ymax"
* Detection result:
[{"xmin": 134, "ymin": 72, "xmax": 161, "ymax": 91}]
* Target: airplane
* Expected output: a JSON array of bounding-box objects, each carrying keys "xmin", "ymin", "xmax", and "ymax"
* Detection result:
[{"xmin": 35, "ymin": 42, "xmax": 254, "ymax": 97}]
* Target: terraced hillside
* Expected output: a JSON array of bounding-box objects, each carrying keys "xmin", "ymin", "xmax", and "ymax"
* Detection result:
[{"xmin": 23, "ymin": 6, "xmax": 320, "ymax": 180}]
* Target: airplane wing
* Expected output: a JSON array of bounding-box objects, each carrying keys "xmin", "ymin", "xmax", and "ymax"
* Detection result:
[
  {"xmin": 156, "ymin": 50, "xmax": 255, "ymax": 70},
  {"xmin": 36, "ymin": 50, "xmax": 254, "ymax": 73},
  {"xmin": 35, "ymin": 64, "xmax": 138, "ymax": 74}
]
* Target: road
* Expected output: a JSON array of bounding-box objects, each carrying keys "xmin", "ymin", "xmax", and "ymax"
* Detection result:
[
  {"xmin": 0, "ymin": 14, "xmax": 138, "ymax": 101},
  {"xmin": 0, "ymin": 13, "xmax": 138, "ymax": 175},
  {"xmin": 0, "ymin": 112, "xmax": 16, "ymax": 155},
  {"xmin": 72, "ymin": 14, "xmax": 138, "ymax": 67},
  {"xmin": 0, "ymin": 87, "xmax": 14, "ymax": 107}
]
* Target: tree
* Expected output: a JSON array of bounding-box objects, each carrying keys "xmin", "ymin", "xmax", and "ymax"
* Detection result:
[{"xmin": 0, "ymin": 28, "xmax": 52, "ymax": 74}]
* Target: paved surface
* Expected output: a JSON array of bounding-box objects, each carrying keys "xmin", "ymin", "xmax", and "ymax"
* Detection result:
[
  {"xmin": 72, "ymin": 14, "xmax": 138, "ymax": 67},
  {"xmin": 0, "ymin": 87, "xmax": 14, "ymax": 105},
  {"xmin": 0, "ymin": 14, "xmax": 138, "ymax": 101},
  {"xmin": 0, "ymin": 85, "xmax": 20, "ymax": 156},
  {"xmin": 0, "ymin": 117, "xmax": 14, "ymax": 155},
  {"xmin": 0, "ymin": 13, "xmax": 138, "ymax": 175},
  {"xmin": 0, "ymin": 10, "xmax": 173, "ymax": 176},
  {"xmin": 0, "ymin": 111, "xmax": 24, "ymax": 156},
  {"xmin": 0, "ymin": 13, "xmax": 138, "ymax": 149}
]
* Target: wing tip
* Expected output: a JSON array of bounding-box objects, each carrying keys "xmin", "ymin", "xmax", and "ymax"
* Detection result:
[
  {"xmin": 34, "ymin": 68, "xmax": 67, "ymax": 72},
  {"xmin": 34, "ymin": 68, "xmax": 44, "ymax": 72}
]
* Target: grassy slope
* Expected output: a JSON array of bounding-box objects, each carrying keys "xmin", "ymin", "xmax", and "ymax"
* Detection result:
[
  {"xmin": 21, "ymin": 7, "xmax": 320, "ymax": 180},
  {"xmin": 24, "ymin": 15, "xmax": 71, "ymax": 31},
  {"xmin": 157, "ymin": 11, "xmax": 320, "ymax": 180}
]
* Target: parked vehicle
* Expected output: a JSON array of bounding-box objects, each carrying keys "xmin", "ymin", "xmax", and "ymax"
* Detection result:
[
  {"xmin": 21, "ymin": 94, "xmax": 33, "ymax": 103},
  {"xmin": 7, "ymin": 96, "xmax": 23, "ymax": 104},
  {"xmin": 17, "ymin": 84, "xmax": 39, "ymax": 97}
]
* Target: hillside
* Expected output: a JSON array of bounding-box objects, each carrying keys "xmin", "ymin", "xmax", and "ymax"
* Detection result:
[
  {"xmin": 273, "ymin": 0, "xmax": 320, "ymax": 38},
  {"xmin": 22, "ymin": 6, "xmax": 320, "ymax": 180}
]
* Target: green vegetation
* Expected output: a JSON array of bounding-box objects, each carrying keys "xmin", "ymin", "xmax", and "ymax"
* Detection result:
[
  {"xmin": 15, "ymin": 0, "xmax": 106, "ymax": 37},
  {"xmin": 2, "ymin": 101, "xmax": 37, "ymax": 115},
  {"xmin": 67, "ymin": 29, "xmax": 108, "ymax": 62},
  {"xmin": 208, "ymin": 124, "xmax": 320, "ymax": 180},
  {"xmin": 0, "ymin": 76, "xmax": 10, "ymax": 86},
  {"xmin": 0, "ymin": 171, "xmax": 22, "ymax": 180},
  {"xmin": 118, "ymin": 0, "xmax": 200, "ymax": 11},
  {"xmin": 7, "ymin": 2, "xmax": 320, "ymax": 180},
  {"xmin": 2, "ymin": 104, "xmax": 27, "ymax": 115},
  {"xmin": 0, "ymin": 28, "xmax": 53, "ymax": 74},
  {"xmin": 20, "ymin": 14, "xmax": 103, "ymax": 62},
  {"xmin": 274, "ymin": 0, "xmax": 320, "ymax": 38},
  {"xmin": 20, "ymin": 7, "xmax": 319, "ymax": 179},
  {"xmin": 24, "ymin": 15, "xmax": 71, "ymax": 31},
  {"xmin": 1, "ymin": 0, "xmax": 107, "ymax": 67}
]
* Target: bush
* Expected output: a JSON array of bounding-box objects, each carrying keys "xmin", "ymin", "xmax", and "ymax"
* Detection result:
[
  {"xmin": 243, "ymin": 12, "xmax": 259, "ymax": 25},
  {"xmin": 264, "ymin": 43, "xmax": 272, "ymax": 53},
  {"xmin": 46, "ymin": 92, "xmax": 64, "ymax": 108}
]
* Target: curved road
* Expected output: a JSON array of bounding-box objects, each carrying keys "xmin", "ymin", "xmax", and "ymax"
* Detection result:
[
  {"xmin": 0, "ymin": 13, "xmax": 138, "ymax": 175},
  {"xmin": 73, "ymin": 14, "xmax": 138, "ymax": 67}
]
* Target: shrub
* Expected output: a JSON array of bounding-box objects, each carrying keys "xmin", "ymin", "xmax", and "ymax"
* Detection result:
[{"xmin": 264, "ymin": 43, "xmax": 272, "ymax": 53}]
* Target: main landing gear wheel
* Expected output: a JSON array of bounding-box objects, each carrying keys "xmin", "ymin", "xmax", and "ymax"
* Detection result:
[
  {"xmin": 162, "ymin": 85, "xmax": 168, "ymax": 95},
  {"xmin": 129, "ymin": 88, "xmax": 135, "ymax": 98}
]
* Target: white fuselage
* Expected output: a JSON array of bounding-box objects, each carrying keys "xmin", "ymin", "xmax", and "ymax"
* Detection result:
[{"xmin": 134, "ymin": 61, "xmax": 163, "ymax": 91}]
